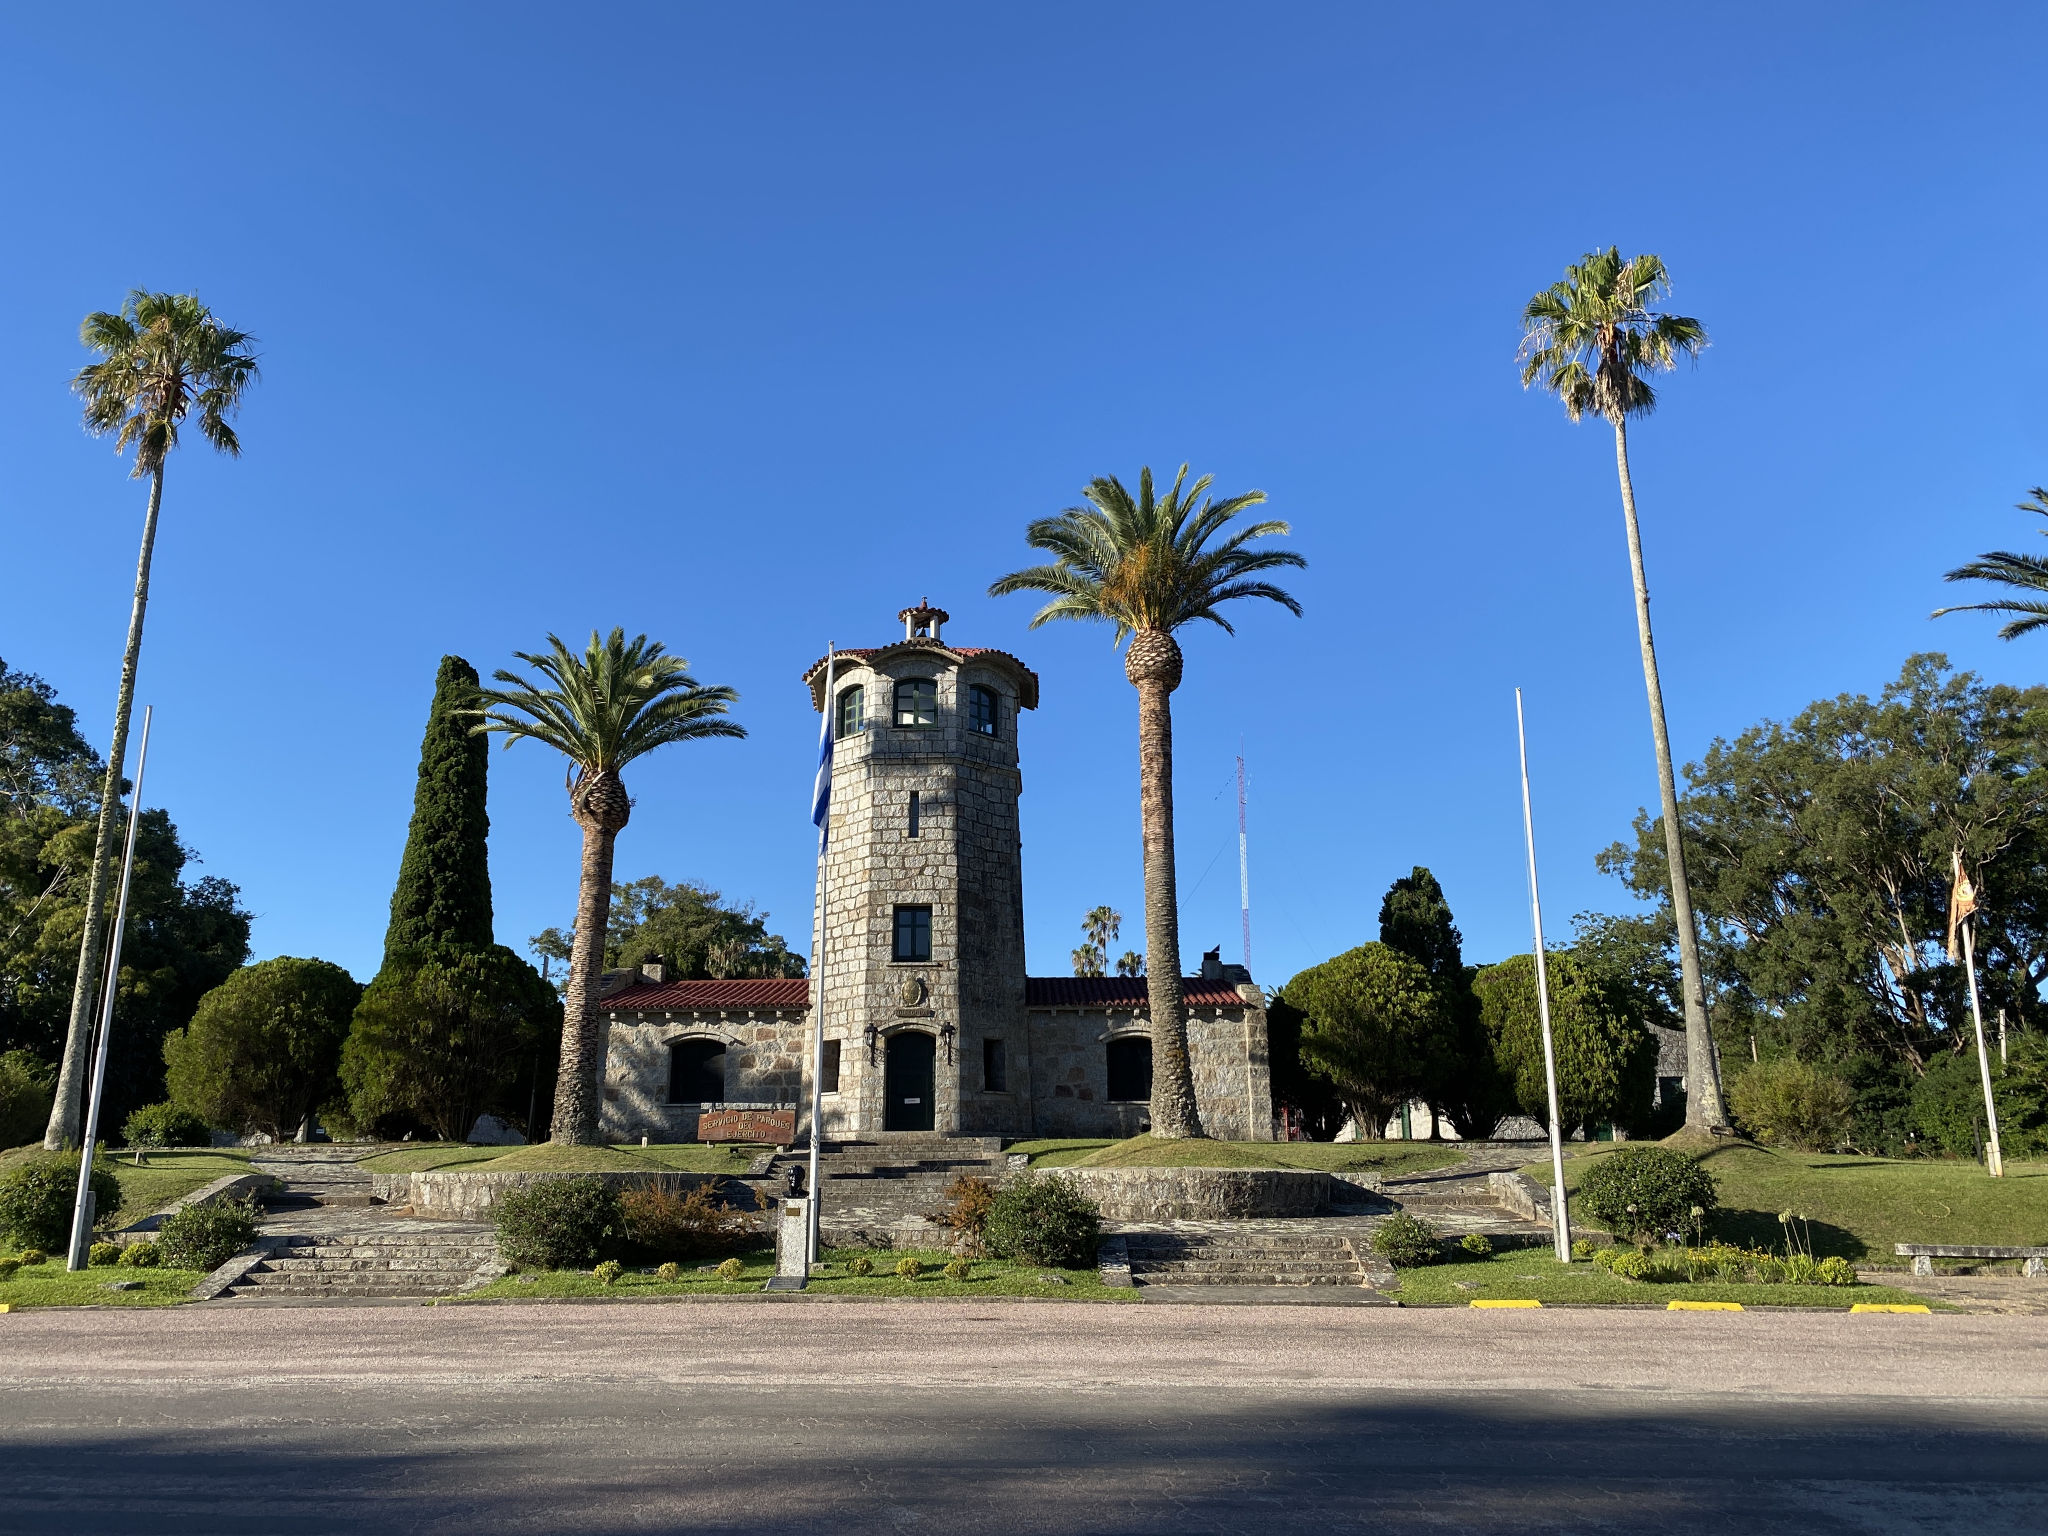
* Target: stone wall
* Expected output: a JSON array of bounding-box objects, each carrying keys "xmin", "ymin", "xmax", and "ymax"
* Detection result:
[
  {"xmin": 382, "ymin": 1168, "xmax": 770, "ymax": 1222},
  {"xmin": 1053, "ymin": 1166, "xmax": 1328, "ymax": 1221},
  {"xmin": 1024, "ymin": 987, "xmax": 1275, "ymax": 1141},
  {"xmin": 601, "ymin": 1009, "xmax": 805, "ymax": 1141}
]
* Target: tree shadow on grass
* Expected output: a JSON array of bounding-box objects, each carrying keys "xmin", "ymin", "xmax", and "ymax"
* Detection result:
[{"xmin": 1710, "ymin": 1207, "xmax": 1867, "ymax": 1260}]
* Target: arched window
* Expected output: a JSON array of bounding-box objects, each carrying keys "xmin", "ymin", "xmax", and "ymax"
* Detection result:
[
  {"xmin": 668, "ymin": 1038, "xmax": 726, "ymax": 1105},
  {"xmin": 968, "ymin": 684, "xmax": 999, "ymax": 737},
  {"xmin": 836, "ymin": 685, "xmax": 865, "ymax": 738},
  {"xmin": 1106, "ymin": 1037, "xmax": 1153, "ymax": 1103},
  {"xmin": 894, "ymin": 677, "xmax": 938, "ymax": 728}
]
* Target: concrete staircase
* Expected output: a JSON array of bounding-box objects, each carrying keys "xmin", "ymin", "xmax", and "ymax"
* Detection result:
[
  {"xmin": 1122, "ymin": 1227, "xmax": 1394, "ymax": 1290},
  {"xmin": 786, "ymin": 1135, "xmax": 1005, "ymax": 1250}
]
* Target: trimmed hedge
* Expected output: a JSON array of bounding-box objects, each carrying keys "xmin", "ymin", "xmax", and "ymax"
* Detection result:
[
  {"xmin": 493, "ymin": 1176, "xmax": 622, "ymax": 1270},
  {"xmin": 0, "ymin": 1153, "xmax": 123, "ymax": 1250},
  {"xmin": 981, "ymin": 1173, "xmax": 1101, "ymax": 1269},
  {"xmin": 1577, "ymin": 1145, "xmax": 1718, "ymax": 1243}
]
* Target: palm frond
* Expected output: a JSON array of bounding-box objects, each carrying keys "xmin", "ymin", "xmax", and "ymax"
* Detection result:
[
  {"xmin": 72, "ymin": 289, "xmax": 259, "ymax": 476},
  {"xmin": 1517, "ymin": 248, "xmax": 1705, "ymax": 426}
]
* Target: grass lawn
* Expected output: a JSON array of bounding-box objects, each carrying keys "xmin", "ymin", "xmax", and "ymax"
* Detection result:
[
  {"xmin": 1390, "ymin": 1250, "xmax": 1945, "ymax": 1309},
  {"xmin": 0, "ymin": 1144, "xmax": 256, "ymax": 1223},
  {"xmin": 458, "ymin": 1246, "xmax": 1134, "ymax": 1303},
  {"xmin": 1012, "ymin": 1135, "xmax": 1464, "ymax": 1176},
  {"xmin": 0, "ymin": 1259, "xmax": 209, "ymax": 1309},
  {"xmin": 1528, "ymin": 1142, "xmax": 2048, "ymax": 1261},
  {"xmin": 360, "ymin": 1142, "xmax": 768, "ymax": 1175}
]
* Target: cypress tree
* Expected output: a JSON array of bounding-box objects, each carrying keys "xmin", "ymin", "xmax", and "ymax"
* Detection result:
[{"xmin": 383, "ymin": 656, "xmax": 493, "ymax": 957}]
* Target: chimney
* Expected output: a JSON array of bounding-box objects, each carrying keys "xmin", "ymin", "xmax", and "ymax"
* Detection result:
[
  {"xmin": 640, "ymin": 961, "xmax": 666, "ymax": 985},
  {"xmin": 1201, "ymin": 947, "xmax": 1223, "ymax": 980}
]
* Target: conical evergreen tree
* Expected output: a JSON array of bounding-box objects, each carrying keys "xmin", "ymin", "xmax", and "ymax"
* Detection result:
[
  {"xmin": 1378, "ymin": 867, "xmax": 1462, "ymax": 979},
  {"xmin": 384, "ymin": 656, "xmax": 493, "ymax": 957}
]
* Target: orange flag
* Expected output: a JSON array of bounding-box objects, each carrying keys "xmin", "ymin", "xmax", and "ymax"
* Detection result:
[{"xmin": 1947, "ymin": 850, "xmax": 1980, "ymax": 962}]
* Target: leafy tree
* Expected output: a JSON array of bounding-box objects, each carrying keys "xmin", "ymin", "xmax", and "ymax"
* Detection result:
[
  {"xmin": 50, "ymin": 293, "xmax": 259, "ymax": 1149},
  {"xmin": 1727, "ymin": 1057, "xmax": 1855, "ymax": 1152},
  {"xmin": 528, "ymin": 927, "xmax": 574, "ymax": 994},
  {"xmin": 0, "ymin": 1050, "xmax": 54, "ymax": 1149},
  {"xmin": 1264, "ymin": 992, "xmax": 1346, "ymax": 1140},
  {"xmin": 340, "ymin": 945, "xmax": 561, "ymax": 1142},
  {"xmin": 474, "ymin": 630, "xmax": 745, "ymax": 1143},
  {"xmin": 1071, "ymin": 906, "xmax": 1120, "ymax": 978},
  {"xmin": 164, "ymin": 958, "xmax": 361, "ymax": 1141},
  {"xmin": 382, "ymin": 657, "xmax": 494, "ymax": 958},
  {"xmin": 1520, "ymin": 249, "xmax": 1727, "ymax": 1133},
  {"xmin": 604, "ymin": 876, "xmax": 804, "ymax": 980},
  {"xmin": 1472, "ymin": 951, "xmax": 1656, "ymax": 1135},
  {"xmin": 1, "ymin": 661, "xmax": 102, "ymax": 820},
  {"xmin": 1377, "ymin": 868, "xmax": 1508, "ymax": 1138},
  {"xmin": 1286, "ymin": 943, "xmax": 1442, "ymax": 1140},
  {"xmin": 991, "ymin": 465, "xmax": 1304, "ymax": 1137},
  {"xmin": 1935, "ymin": 487, "xmax": 2048, "ymax": 638}
]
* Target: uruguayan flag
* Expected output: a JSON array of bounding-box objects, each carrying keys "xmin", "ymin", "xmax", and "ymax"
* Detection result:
[{"xmin": 812, "ymin": 650, "xmax": 835, "ymax": 847}]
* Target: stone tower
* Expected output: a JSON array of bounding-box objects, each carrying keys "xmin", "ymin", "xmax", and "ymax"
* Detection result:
[{"xmin": 803, "ymin": 601, "xmax": 1039, "ymax": 1137}]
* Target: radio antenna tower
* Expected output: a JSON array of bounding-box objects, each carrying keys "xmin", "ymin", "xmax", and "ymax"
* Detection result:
[{"xmin": 1237, "ymin": 740, "xmax": 1252, "ymax": 973}]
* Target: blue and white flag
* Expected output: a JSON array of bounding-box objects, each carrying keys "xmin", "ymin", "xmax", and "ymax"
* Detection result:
[{"xmin": 811, "ymin": 649, "xmax": 835, "ymax": 849}]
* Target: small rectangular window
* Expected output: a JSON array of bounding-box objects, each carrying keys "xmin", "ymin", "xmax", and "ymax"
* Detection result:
[
  {"xmin": 893, "ymin": 905, "xmax": 932, "ymax": 961},
  {"xmin": 908, "ymin": 790, "xmax": 920, "ymax": 838},
  {"xmin": 894, "ymin": 678, "xmax": 938, "ymax": 728},
  {"xmin": 836, "ymin": 685, "xmax": 865, "ymax": 738},
  {"xmin": 969, "ymin": 684, "xmax": 999, "ymax": 737},
  {"xmin": 821, "ymin": 1039, "xmax": 841, "ymax": 1095},
  {"xmin": 983, "ymin": 1038, "xmax": 1007, "ymax": 1093}
]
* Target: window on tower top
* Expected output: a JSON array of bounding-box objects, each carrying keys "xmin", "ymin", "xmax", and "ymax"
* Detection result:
[
  {"xmin": 836, "ymin": 685, "xmax": 865, "ymax": 738},
  {"xmin": 968, "ymin": 684, "xmax": 999, "ymax": 737},
  {"xmin": 894, "ymin": 678, "xmax": 938, "ymax": 728}
]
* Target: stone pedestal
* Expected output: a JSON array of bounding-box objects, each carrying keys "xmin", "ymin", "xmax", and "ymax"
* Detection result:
[{"xmin": 765, "ymin": 1198, "xmax": 811, "ymax": 1291}]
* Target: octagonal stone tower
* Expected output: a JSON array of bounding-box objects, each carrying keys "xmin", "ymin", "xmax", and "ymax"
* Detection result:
[{"xmin": 803, "ymin": 601, "xmax": 1039, "ymax": 1138}]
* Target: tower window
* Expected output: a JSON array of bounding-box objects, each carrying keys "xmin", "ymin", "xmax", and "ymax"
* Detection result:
[
  {"xmin": 894, "ymin": 678, "xmax": 938, "ymax": 728},
  {"xmin": 893, "ymin": 905, "xmax": 932, "ymax": 961},
  {"xmin": 983, "ymin": 1038, "xmax": 1008, "ymax": 1093},
  {"xmin": 908, "ymin": 790, "xmax": 920, "ymax": 838},
  {"xmin": 968, "ymin": 684, "xmax": 999, "ymax": 737},
  {"xmin": 821, "ymin": 1039, "xmax": 841, "ymax": 1095},
  {"xmin": 836, "ymin": 685, "xmax": 865, "ymax": 738},
  {"xmin": 1106, "ymin": 1037, "xmax": 1152, "ymax": 1103}
]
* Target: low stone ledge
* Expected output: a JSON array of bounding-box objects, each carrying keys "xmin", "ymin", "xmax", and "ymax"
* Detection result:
[
  {"xmin": 1095, "ymin": 1233, "xmax": 1133, "ymax": 1287},
  {"xmin": 1053, "ymin": 1167, "xmax": 1330, "ymax": 1221},
  {"xmin": 119, "ymin": 1172, "xmax": 281, "ymax": 1239},
  {"xmin": 398, "ymin": 1169, "xmax": 768, "ymax": 1221},
  {"xmin": 189, "ymin": 1236, "xmax": 288, "ymax": 1301},
  {"xmin": 1487, "ymin": 1170, "xmax": 1552, "ymax": 1227}
]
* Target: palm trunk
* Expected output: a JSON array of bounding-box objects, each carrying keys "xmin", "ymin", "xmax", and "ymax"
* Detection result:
[
  {"xmin": 554, "ymin": 813, "xmax": 619, "ymax": 1144},
  {"xmin": 1612, "ymin": 419, "xmax": 1730, "ymax": 1132},
  {"xmin": 46, "ymin": 463, "xmax": 165, "ymax": 1149},
  {"xmin": 1127, "ymin": 630, "xmax": 1203, "ymax": 1139}
]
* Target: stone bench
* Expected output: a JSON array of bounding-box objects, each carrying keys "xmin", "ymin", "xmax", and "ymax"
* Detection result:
[{"xmin": 1895, "ymin": 1243, "xmax": 2048, "ymax": 1277}]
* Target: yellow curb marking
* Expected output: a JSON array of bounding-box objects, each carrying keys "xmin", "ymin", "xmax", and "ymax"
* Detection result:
[
  {"xmin": 1850, "ymin": 1303, "xmax": 1932, "ymax": 1313},
  {"xmin": 1471, "ymin": 1299, "xmax": 1541, "ymax": 1308},
  {"xmin": 0, "ymin": 1303, "xmax": 10, "ymax": 1313},
  {"xmin": 1668, "ymin": 1300, "xmax": 1743, "ymax": 1311}
]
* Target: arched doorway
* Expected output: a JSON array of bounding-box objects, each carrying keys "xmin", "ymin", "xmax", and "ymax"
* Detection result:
[
  {"xmin": 884, "ymin": 1031, "xmax": 936, "ymax": 1131},
  {"xmin": 1106, "ymin": 1036, "xmax": 1153, "ymax": 1103},
  {"xmin": 668, "ymin": 1038, "xmax": 726, "ymax": 1104}
]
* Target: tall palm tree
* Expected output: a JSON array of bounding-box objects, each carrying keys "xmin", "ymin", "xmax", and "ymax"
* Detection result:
[
  {"xmin": 992, "ymin": 466, "xmax": 1304, "ymax": 1138},
  {"xmin": 1520, "ymin": 248, "xmax": 1730, "ymax": 1134},
  {"xmin": 473, "ymin": 630, "xmax": 743, "ymax": 1143},
  {"xmin": 1072, "ymin": 904, "xmax": 1121, "ymax": 976},
  {"xmin": 1933, "ymin": 488, "xmax": 2048, "ymax": 636},
  {"xmin": 45, "ymin": 292, "xmax": 259, "ymax": 1149}
]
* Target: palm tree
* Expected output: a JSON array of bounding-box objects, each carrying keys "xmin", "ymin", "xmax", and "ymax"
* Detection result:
[
  {"xmin": 992, "ymin": 466, "xmax": 1304, "ymax": 1138},
  {"xmin": 473, "ymin": 630, "xmax": 743, "ymax": 1143},
  {"xmin": 1519, "ymin": 248, "xmax": 1730, "ymax": 1134},
  {"xmin": 1072, "ymin": 905, "xmax": 1121, "ymax": 976},
  {"xmin": 1934, "ymin": 489, "xmax": 2048, "ymax": 636},
  {"xmin": 45, "ymin": 292, "xmax": 259, "ymax": 1149}
]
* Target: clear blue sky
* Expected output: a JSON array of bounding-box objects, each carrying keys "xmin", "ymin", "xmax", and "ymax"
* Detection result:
[{"xmin": 3, "ymin": 5, "xmax": 2044, "ymax": 989}]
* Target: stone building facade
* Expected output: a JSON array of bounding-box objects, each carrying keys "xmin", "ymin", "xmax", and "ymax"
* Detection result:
[{"xmin": 599, "ymin": 600, "xmax": 1273, "ymax": 1144}]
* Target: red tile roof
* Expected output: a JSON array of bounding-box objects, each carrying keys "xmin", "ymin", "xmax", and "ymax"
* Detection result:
[
  {"xmin": 604, "ymin": 977, "xmax": 810, "ymax": 1011},
  {"xmin": 1025, "ymin": 977, "xmax": 1255, "ymax": 1008}
]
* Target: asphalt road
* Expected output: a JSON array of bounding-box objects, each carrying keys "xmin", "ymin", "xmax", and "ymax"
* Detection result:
[{"xmin": 6, "ymin": 1300, "xmax": 2046, "ymax": 1534}]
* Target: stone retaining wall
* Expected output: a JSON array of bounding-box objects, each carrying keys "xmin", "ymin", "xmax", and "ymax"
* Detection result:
[
  {"xmin": 1052, "ymin": 1167, "xmax": 1328, "ymax": 1222},
  {"xmin": 382, "ymin": 1169, "xmax": 769, "ymax": 1221}
]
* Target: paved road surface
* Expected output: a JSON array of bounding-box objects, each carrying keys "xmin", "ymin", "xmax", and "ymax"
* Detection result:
[{"xmin": 6, "ymin": 1300, "xmax": 2046, "ymax": 1533}]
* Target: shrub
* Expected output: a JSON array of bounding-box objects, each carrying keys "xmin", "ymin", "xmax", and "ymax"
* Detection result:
[
  {"xmin": 19, "ymin": 1248, "xmax": 47, "ymax": 1265},
  {"xmin": 1730, "ymin": 1059, "xmax": 1855, "ymax": 1151},
  {"xmin": 117, "ymin": 1240, "xmax": 160, "ymax": 1268},
  {"xmin": 1910, "ymin": 1051, "xmax": 1994, "ymax": 1159},
  {"xmin": 1459, "ymin": 1233, "xmax": 1493, "ymax": 1259},
  {"xmin": 655, "ymin": 1261, "xmax": 681, "ymax": 1282},
  {"xmin": 943, "ymin": 1256, "xmax": 971, "ymax": 1281},
  {"xmin": 1570, "ymin": 1238, "xmax": 1594, "ymax": 1261},
  {"xmin": 1605, "ymin": 1249, "xmax": 1653, "ymax": 1281},
  {"xmin": 1370, "ymin": 1212, "xmax": 1442, "ymax": 1268},
  {"xmin": 982, "ymin": 1174, "xmax": 1101, "ymax": 1268},
  {"xmin": 157, "ymin": 1195, "xmax": 260, "ymax": 1272},
  {"xmin": 0, "ymin": 1257, "xmax": 19, "ymax": 1281},
  {"xmin": 892, "ymin": 1255, "xmax": 924, "ymax": 1279},
  {"xmin": 1782, "ymin": 1253, "xmax": 1823, "ymax": 1285},
  {"xmin": 122, "ymin": 1102, "xmax": 212, "ymax": 1149},
  {"xmin": 0, "ymin": 1050, "xmax": 55, "ymax": 1150},
  {"xmin": 592, "ymin": 1259, "xmax": 623, "ymax": 1286},
  {"xmin": 1815, "ymin": 1255, "xmax": 1857, "ymax": 1287},
  {"xmin": 715, "ymin": 1256, "xmax": 745, "ymax": 1281},
  {"xmin": 1576, "ymin": 1145, "xmax": 1717, "ymax": 1243},
  {"xmin": 930, "ymin": 1175, "xmax": 996, "ymax": 1256},
  {"xmin": 845, "ymin": 1254, "xmax": 874, "ymax": 1277},
  {"xmin": 620, "ymin": 1184, "xmax": 753, "ymax": 1261},
  {"xmin": 493, "ymin": 1177, "xmax": 623, "ymax": 1270},
  {"xmin": 88, "ymin": 1241, "xmax": 121, "ymax": 1267},
  {"xmin": 0, "ymin": 1153, "xmax": 122, "ymax": 1250}
]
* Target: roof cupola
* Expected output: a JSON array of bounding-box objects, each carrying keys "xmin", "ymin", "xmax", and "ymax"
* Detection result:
[{"xmin": 900, "ymin": 598, "xmax": 949, "ymax": 642}]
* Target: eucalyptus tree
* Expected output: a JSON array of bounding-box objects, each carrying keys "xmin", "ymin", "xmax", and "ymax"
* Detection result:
[
  {"xmin": 992, "ymin": 466, "xmax": 1303, "ymax": 1138},
  {"xmin": 473, "ymin": 630, "xmax": 743, "ymax": 1143},
  {"xmin": 1935, "ymin": 488, "xmax": 2048, "ymax": 638},
  {"xmin": 1520, "ymin": 249, "xmax": 1729, "ymax": 1133},
  {"xmin": 46, "ymin": 293, "xmax": 259, "ymax": 1149}
]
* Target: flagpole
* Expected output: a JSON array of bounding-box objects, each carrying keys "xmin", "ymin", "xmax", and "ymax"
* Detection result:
[
  {"xmin": 1516, "ymin": 690, "xmax": 1574, "ymax": 1263},
  {"xmin": 1960, "ymin": 920, "xmax": 2004, "ymax": 1179},
  {"xmin": 807, "ymin": 647, "xmax": 837, "ymax": 1263}
]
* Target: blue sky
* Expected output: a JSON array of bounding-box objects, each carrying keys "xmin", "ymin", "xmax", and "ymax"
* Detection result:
[{"xmin": 3, "ymin": 5, "xmax": 2044, "ymax": 989}]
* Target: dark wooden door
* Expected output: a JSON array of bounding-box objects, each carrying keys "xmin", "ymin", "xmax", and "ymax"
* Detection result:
[{"xmin": 885, "ymin": 1031, "xmax": 936, "ymax": 1131}]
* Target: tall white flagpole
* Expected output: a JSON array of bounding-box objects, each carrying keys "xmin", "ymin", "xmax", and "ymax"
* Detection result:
[
  {"xmin": 67, "ymin": 706, "xmax": 151, "ymax": 1270},
  {"xmin": 1960, "ymin": 919, "xmax": 2005, "ymax": 1178},
  {"xmin": 1516, "ymin": 690, "xmax": 1574, "ymax": 1263},
  {"xmin": 806, "ymin": 648, "xmax": 836, "ymax": 1262}
]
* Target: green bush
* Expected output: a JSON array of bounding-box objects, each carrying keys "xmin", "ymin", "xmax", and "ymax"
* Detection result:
[
  {"xmin": 0, "ymin": 1152, "xmax": 122, "ymax": 1250},
  {"xmin": 943, "ymin": 1256, "xmax": 971, "ymax": 1281},
  {"xmin": 88, "ymin": 1241, "xmax": 122, "ymax": 1267},
  {"xmin": 1370, "ymin": 1211, "xmax": 1443, "ymax": 1267},
  {"xmin": 715, "ymin": 1256, "xmax": 745, "ymax": 1281},
  {"xmin": 592, "ymin": 1259, "xmax": 623, "ymax": 1286},
  {"xmin": 0, "ymin": 1257, "xmax": 19, "ymax": 1281},
  {"xmin": 1729, "ymin": 1058, "xmax": 1855, "ymax": 1152},
  {"xmin": 1576, "ymin": 1145, "xmax": 1718, "ymax": 1243},
  {"xmin": 492, "ymin": 1177, "xmax": 622, "ymax": 1270},
  {"xmin": 116, "ymin": 1240, "xmax": 160, "ymax": 1268},
  {"xmin": 845, "ymin": 1254, "xmax": 874, "ymax": 1277},
  {"xmin": 0, "ymin": 1051, "xmax": 55, "ymax": 1150},
  {"xmin": 1459, "ymin": 1233, "xmax": 1493, "ymax": 1259},
  {"xmin": 122, "ymin": 1102, "xmax": 213, "ymax": 1148},
  {"xmin": 895, "ymin": 1255, "xmax": 924, "ymax": 1279},
  {"xmin": 982, "ymin": 1174, "xmax": 1101, "ymax": 1268},
  {"xmin": 1604, "ymin": 1248, "xmax": 1653, "ymax": 1281},
  {"xmin": 1570, "ymin": 1238, "xmax": 1594, "ymax": 1261},
  {"xmin": 1815, "ymin": 1255, "xmax": 1857, "ymax": 1286},
  {"xmin": 157, "ymin": 1195, "xmax": 260, "ymax": 1272},
  {"xmin": 655, "ymin": 1261, "xmax": 681, "ymax": 1282},
  {"xmin": 18, "ymin": 1248, "xmax": 47, "ymax": 1265},
  {"xmin": 165, "ymin": 956, "xmax": 362, "ymax": 1142}
]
